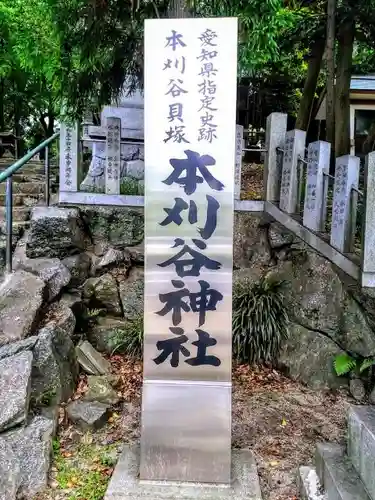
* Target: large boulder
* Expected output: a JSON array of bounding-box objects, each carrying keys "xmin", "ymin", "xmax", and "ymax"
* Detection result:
[
  {"xmin": 62, "ymin": 252, "xmax": 92, "ymax": 287},
  {"xmin": 0, "ymin": 270, "xmax": 45, "ymax": 346},
  {"xmin": 2, "ymin": 415, "xmax": 54, "ymax": 498},
  {"xmin": 20, "ymin": 258, "xmax": 71, "ymax": 302},
  {"xmin": 93, "ymin": 248, "xmax": 130, "ymax": 276},
  {"xmin": 84, "ymin": 375, "xmax": 119, "ymax": 405},
  {"xmin": 233, "ymin": 212, "xmax": 375, "ymax": 390},
  {"xmin": 88, "ymin": 316, "xmax": 127, "ymax": 354},
  {"xmin": 0, "ymin": 336, "xmax": 37, "ymax": 361},
  {"xmin": 83, "ymin": 273, "xmax": 122, "ymax": 315},
  {"xmin": 31, "ymin": 309, "xmax": 78, "ymax": 406},
  {"xmin": 0, "ymin": 438, "xmax": 20, "ymax": 500},
  {"xmin": 66, "ymin": 400, "xmax": 110, "ymax": 430},
  {"xmin": 0, "ymin": 352, "xmax": 33, "ymax": 432},
  {"xmin": 26, "ymin": 206, "xmax": 87, "ymax": 259},
  {"xmin": 118, "ymin": 267, "xmax": 144, "ymax": 320},
  {"xmin": 80, "ymin": 206, "xmax": 143, "ymax": 249},
  {"xmin": 76, "ymin": 340, "xmax": 111, "ymax": 375}
]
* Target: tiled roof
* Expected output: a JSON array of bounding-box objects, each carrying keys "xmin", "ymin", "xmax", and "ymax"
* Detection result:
[{"xmin": 351, "ymin": 75, "xmax": 375, "ymax": 91}]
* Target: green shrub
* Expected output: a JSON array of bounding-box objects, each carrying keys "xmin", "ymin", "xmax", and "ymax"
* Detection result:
[
  {"xmin": 232, "ymin": 276, "xmax": 289, "ymax": 365},
  {"xmin": 120, "ymin": 177, "xmax": 143, "ymax": 195},
  {"xmin": 111, "ymin": 314, "xmax": 144, "ymax": 358}
]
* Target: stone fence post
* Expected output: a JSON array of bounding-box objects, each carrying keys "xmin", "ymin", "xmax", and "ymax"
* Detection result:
[
  {"xmin": 330, "ymin": 155, "xmax": 360, "ymax": 253},
  {"xmin": 362, "ymin": 152, "xmax": 375, "ymax": 287},
  {"xmin": 264, "ymin": 113, "xmax": 287, "ymax": 202},
  {"xmin": 59, "ymin": 122, "xmax": 80, "ymax": 192}
]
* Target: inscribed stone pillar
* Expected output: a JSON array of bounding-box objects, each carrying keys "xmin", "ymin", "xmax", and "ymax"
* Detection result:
[{"xmin": 142, "ymin": 17, "xmax": 238, "ymax": 485}]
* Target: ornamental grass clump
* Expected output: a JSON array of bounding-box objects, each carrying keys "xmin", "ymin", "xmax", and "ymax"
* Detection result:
[{"xmin": 232, "ymin": 276, "xmax": 289, "ymax": 365}]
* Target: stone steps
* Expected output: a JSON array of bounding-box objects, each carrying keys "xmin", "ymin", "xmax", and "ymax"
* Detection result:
[
  {"xmin": 0, "ymin": 206, "xmax": 30, "ymax": 222},
  {"xmin": 0, "ymin": 182, "xmax": 45, "ymax": 196},
  {"xmin": 315, "ymin": 443, "xmax": 370, "ymax": 500},
  {"xmin": 299, "ymin": 406, "xmax": 375, "ymax": 500},
  {"xmin": 348, "ymin": 406, "xmax": 375, "ymax": 500},
  {"xmin": 0, "ymin": 194, "xmax": 43, "ymax": 207}
]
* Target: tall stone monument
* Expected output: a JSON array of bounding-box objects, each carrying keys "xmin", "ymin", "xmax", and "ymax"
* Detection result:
[
  {"xmin": 80, "ymin": 86, "xmax": 145, "ymax": 193},
  {"xmin": 105, "ymin": 16, "xmax": 261, "ymax": 500}
]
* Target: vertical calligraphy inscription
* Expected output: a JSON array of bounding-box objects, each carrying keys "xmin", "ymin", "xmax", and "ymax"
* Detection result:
[
  {"xmin": 234, "ymin": 124, "xmax": 243, "ymax": 199},
  {"xmin": 142, "ymin": 18, "xmax": 238, "ymax": 485},
  {"xmin": 105, "ymin": 117, "xmax": 121, "ymax": 194},
  {"xmin": 59, "ymin": 122, "xmax": 79, "ymax": 192}
]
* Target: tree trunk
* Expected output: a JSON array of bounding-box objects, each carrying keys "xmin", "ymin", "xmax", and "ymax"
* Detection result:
[
  {"xmin": 334, "ymin": 20, "xmax": 355, "ymax": 158},
  {"xmin": 168, "ymin": 0, "xmax": 190, "ymax": 17},
  {"xmin": 326, "ymin": 0, "xmax": 336, "ymax": 153},
  {"xmin": 296, "ymin": 39, "xmax": 325, "ymax": 130}
]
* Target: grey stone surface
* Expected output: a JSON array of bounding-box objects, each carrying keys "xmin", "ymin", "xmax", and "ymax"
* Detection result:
[
  {"xmin": 62, "ymin": 252, "xmax": 91, "ymax": 287},
  {"xmin": 45, "ymin": 302, "xmax": 76, "ymax": 337},
  {"xmin": 369, "ymin": 386, "xmax": 375, "ymax": 405},
  {"xmin": 94, "ymin": 248, "xmax": 130, "ymax": 275},
  {"xmin": 26, "ymin": 206, "xmax": 87, "ymax": 259},
  {"xmin": 268, "ymin": 222, "xmax": 294, "ymax": 248},
  {"xmin": 0, "ymin": 438, "xmax": 20, "ymax": 500},
  {"xmin": 279, "ymin": 129, "xmax": 306, "ymax": 213},
  {"xmin": 2, "ymin": 415, "xmax": 54, "ymax": 498},
  {"xmin": 80, "ymin": 206, "xmax": 143, "ymax": 249},
  {"xmin": 0, "ymin": 336, "xmax": 37, "ymax": 360},
  {"xmin": 315, "ymin": 442, "xmax": 370, "ymax": 500},
  {"xmin": 20, "ymin": 257, "xmax": 71, "ymax": 302},
  {"xmin": 127, "ymin": 242, "xmax": 144, "ymax": 264},
  {"xmin": 362, "ymin": 153, "xmax": 375, "ymax": 283},
  {"xmin": 76, "ymin": 340, "xmax": 111, "ymax": 375},
  {"xmin": 31, "ymin": 320, "xmax": 78, "ymax": 406},
  {"xmin": 84, "ymin": 376, "xmax": 120, "ymax": 405},
  {"xmin": 349, "ymin": 379, "xmax": 366, "ymax": 402},
  {"xmin": 83, "ymin": 273, "xmax": 122, "ymax": 316},
  {"xmin": 60, "ymin": 291, "xmax": 84, "ymax": 316},
  {"xmin": 347, "ymin": 406, "xmax": 375, "ymax": 500},
  {"xmin": 119, "ymin": 267, "xmax": 144, "ymax": 320},
  {"xmin": 0, "ymin": 351, "xmax": 33, "ymax": 432},
  {"xmin": 298, "ymin": 466, "xmax": 326, "ymax": 500},
  {"xmin": 88, "ymin": 316, "xmax": 126, "ymax": 354},
  {"xmin": 105, "ymin": 445, "xmax": 262, "ymax": 499},
  {"xmin": 330, "ymin": 156, "xmax": 360, "ymax": 253},
  {"xmin": 66, "ymin": 400, "xmax": 109, "ymax": 430},
  {"xmin": 126, "ymin": 160, "xmax": 144, "ymax": 180},
  {"xmin": 80, "ymin": 141, "xmax": 144, "ymax": 192},
  {"xmin": 0, "ymin": 270, "xmax": 45, "ymax": 346},
  {"xmin": 264, "ymin": 112, "xmax": 287, "ymax": 202}
]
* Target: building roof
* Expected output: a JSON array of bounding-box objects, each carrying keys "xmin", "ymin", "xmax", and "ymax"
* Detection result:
[{"xmin": 351, "ymin": 75, "xmax": 375, "ymax": 91}]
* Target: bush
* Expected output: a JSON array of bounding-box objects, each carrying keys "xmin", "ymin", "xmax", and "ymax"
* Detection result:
[
  {"xmin": 232, "ymin": 276, "xmax": 289, "ymax": 365},
  {"xmin": 111, "ymin": 314, "xmax": 143, "ymax": 358}
]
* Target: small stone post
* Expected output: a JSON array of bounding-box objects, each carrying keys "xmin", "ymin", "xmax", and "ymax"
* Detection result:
[
  {"xmin": 361, "ymin": 152, "xmax": 375, "ymax": 286},
  {"xmin": 59, "ymin": 122, "xmax": 80, "ymax": 192},
  {"xmin": 303, "ymin": 141, "xmax": 331, "ymax": 231},
  {"xmin": 105, "ymin": 117, "xmax": 121, "ymax": 195},
  {"xmin": 330, "ymin": 155, "xmax": 360, "ymax": 253},
  {"xmin": 264, "ymin": 113, "xmax": 287, "ymax": 202},
  {"xmin": 279, "ymin": 129, "xmax": 306, "ymax": 213}
]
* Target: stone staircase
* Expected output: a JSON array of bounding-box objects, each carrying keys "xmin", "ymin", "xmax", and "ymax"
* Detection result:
[
  {"xmin": 299, "ymin": 406, "xmax": 375, "ymax": 500},
  {"xmin": 0, "ymin": 158, "xmax": 58, "ymax": 270}
]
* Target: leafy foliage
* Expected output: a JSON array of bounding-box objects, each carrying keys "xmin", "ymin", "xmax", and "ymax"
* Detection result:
[
  {"xmin": 232, "ymin": 276, "xmax": 289, "ymax": 365},
  {"xmin": 334, "ymin": 352, "xmax": 375, "ymax": 377},
  {"xmin": 110, "ymin": 315, "xmax": 144, "ymax": 358}
]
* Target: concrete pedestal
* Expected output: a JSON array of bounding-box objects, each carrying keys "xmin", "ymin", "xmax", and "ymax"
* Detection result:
[{"xmin": 104, "ymin": 445, "xmax": 262, "ymax": 500}]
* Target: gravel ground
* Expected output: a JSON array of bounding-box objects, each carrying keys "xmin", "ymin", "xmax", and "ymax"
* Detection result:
[{"xmin": 36, "ymin": 359, "xmax": 352, "ymax": 500}]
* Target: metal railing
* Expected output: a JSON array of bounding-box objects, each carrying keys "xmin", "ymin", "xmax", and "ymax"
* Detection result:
[{"xmin": 0, "ymin": 132, "xmax": 59, "ymax": 273}]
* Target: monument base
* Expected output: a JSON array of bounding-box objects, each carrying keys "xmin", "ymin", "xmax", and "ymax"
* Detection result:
[{"xmin": 104, "ymin": 445, "xmax": 262, "ymax": 500}]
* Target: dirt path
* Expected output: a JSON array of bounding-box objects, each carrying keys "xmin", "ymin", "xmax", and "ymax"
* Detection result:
[{"xmin": 37, "ymin": 358, "xmax": 351, "ymax": 500}]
